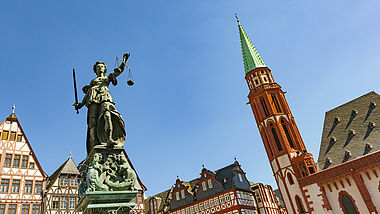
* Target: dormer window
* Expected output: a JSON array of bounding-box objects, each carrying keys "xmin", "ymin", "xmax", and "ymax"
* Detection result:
[
  {"xmin": 202, "ymin": 182, "xmax": 207, "ymax": 191},
  {"xmin": 207, "ymin": 180, "xmax": 213, "ymax": 189},
  {"xmin": 181, "ymin": 189, "xmax": 185, "ymax": 199},
  {"xmin": 238, "ymin": 173, "xmax": 243, "ymax": 182},
  {"xmin": 176, "ymin": 191, "xmax": 180, "ymax": 200}
]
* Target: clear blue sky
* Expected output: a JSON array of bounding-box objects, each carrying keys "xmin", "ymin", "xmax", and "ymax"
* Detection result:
[{"xmin": 1, "ymin": 1, "xmax": 380, "ymax": 196}]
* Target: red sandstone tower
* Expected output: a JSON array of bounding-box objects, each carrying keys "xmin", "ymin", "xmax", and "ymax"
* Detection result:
[{"xmin": 237, "ymin": 19, "xmax": 317, "ymax": 213}]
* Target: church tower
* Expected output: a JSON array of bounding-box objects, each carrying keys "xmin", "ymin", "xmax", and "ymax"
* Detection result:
[{"xmin": 237, "ymin": 20, "xmax": 317, "ymax": 213}]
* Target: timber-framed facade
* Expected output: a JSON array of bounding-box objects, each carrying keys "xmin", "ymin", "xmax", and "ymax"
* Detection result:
[{"xmin": 0, "ymin": 112, "xmax": 47, "ymax": 213}]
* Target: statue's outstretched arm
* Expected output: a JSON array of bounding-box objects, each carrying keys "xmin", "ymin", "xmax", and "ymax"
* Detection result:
[{"xmin": 112, "ymin": 53, "xmax": 130, "ymax": 77}]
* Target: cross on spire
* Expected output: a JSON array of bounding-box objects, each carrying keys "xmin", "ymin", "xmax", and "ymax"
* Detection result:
[{"xmin": 12, "ymin": 105, "xmax": 15, "ymax": 114}]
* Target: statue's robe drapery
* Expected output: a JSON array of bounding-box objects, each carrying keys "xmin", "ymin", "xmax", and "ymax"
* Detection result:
[{"xmin": 84, "ymin": 72, "xmax": 126, "ymax": 154}]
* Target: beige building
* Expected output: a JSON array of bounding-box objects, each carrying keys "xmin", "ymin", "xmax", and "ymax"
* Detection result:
[
  {"xmin": 0, "ymin": 111, "xmax": 47, "ymax": 213},
  {"xmin": 42, "ymin": 156, "xmax": 81, "ymax": 214}
]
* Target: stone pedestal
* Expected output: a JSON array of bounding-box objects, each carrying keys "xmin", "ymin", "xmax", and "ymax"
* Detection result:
[
  {"xmin": 77, "ymin": 190, "xmax": 138, "ymax": 214},
  {"xmin": 76, "ymin": 146, "xmax": 139, "ymax": 214}
]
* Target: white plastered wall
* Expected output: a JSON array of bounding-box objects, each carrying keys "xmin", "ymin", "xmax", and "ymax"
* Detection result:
[
  {"xmin": 361, "ymin": 168, "xmax": 380, "ymax": 211},
  {"xmin": 324, "ymin": 176, "xmax": 368, "ymax": 214}
]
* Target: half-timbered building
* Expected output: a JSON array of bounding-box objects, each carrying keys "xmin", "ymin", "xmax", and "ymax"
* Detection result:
[
  {"xmin": 145, "ymin": 161, "xmax": 258, "ymax": 214},
  {"xmin": 0, "ymin": 111, "xmax": 47, "ymax": 213},
  {"xmin": 42, "ymin": 156, "xmax": 81, "ymax": 214}
]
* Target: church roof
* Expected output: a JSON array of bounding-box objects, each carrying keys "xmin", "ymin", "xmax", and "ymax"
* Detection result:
[
  {"xmin": 317, "ymin": 91, "xmax": 380, "ymax": 169},
  {"xmin": 46, "ymin": 156, "xmax": 80, "ymax": 190},
  {"xmin": 237, "ymin": 20, "xmax": 267, "ymax": 74}
]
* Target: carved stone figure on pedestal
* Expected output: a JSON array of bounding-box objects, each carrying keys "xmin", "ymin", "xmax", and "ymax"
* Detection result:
[
  {"xmin": 74, "ymin": 53, "xmax": 129, "ymax": 155},
  {"xmin": 73, "ymin": 53, "xmax": 140, "ymax": 214}
]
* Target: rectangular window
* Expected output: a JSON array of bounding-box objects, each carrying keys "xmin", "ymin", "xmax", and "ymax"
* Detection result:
[
  {"xmin": 29, "ymin": 163, "xmax": 35, "ymax": 169},
  {"xmin": 70, "ymin": 177, "xmax": 77, "ymax": 187},
  {"xmin": 202, "ymin": 182, "xmax": 207, "ymax": 191},
  {"xmin": 175, "ymin": 191, "xmax": 180, "ymax": 201},
  {"xmin": 271, "ymin": 95, "xmax": 282, "ymax": 113},
  {"xmin": 181, "ymin": 190, "xmax": 185, "ymax": 199},
  {"xmin": 4, "ymin": 154, "xmax": 12, "ymax": 167},
  {"xmin": 24, "ymin": 180, "xmax": 33, "ymax": 194},
  {"xmin": 60, "ymin": 197, "xmax": 67, "ymax": 209},
  {"xmin": 21, "ymin": 156, "xmax": 29, "ymax": 168},
  {"xmin": 11, "ymin": 180, "xmax": 20, "ymax": 193},
  {"xmin": 0, "ymin": 179, "xmax": 10, "ymax": 193},
  {"xmin": 22, "ymin": 204, "xmax": 30, "ymax": 214},
  {"xmin": 204, "ymin": 201, "xmax": 209, "ymax": 209},
  {"xmin": 238, "ymin": 174, "xmax": 243, "ymax": 182},
  {"xmin": 32, "ymin": 205, "xmax": 40, "ymax": 214},
  {"xmin": 190, "ymin": 206, "xmax": 194, "ymax": 214},
  {"xmin": 219, "ymin": 195, "xmax": 224, "ymax": 203},
  {"xmin": 13, "ymin": 155, "xmax": 21, "ymax": 168},
  {"xmin": 52, "ymin": 197, "xmax": 59, "ymax": 209},
  {"xmin": 59, "ymin": 176, "xmax": 67, "ymax": 186},
  {"xmin": 69, "ymin": 197, "xmax": 76, "ymax": 209},
  {"xmin": 0, "ymin": 204, "xmax": 5, "ymax": 214},
  {"xmin": 16, "ymin": 134, "xmax": 23, "ymax": 142},
  {"xmin": 2, "ymin": 131, "xmax": 9, "ymax": 140},
  {"xmin": 35, "ymin": 181, "xmax": 42, "ymax": 194},
  {"xmin": 214, "ymin": 197, "xmax": 219, "ymax": 205},
  {"xmin": 10, "ymin": 132, "xmax": 17, "ymax": 141},
  {"xmin": 194, "ymin": 204, "xmax": 199, "ymax": 212},
  {"xmin": 8, "ymin": 204, "xmax": 17, "ymax": 214},
  {"xmin": 207, "ymin": 179, "xmax": 213, "ymax": 189},
  {"xmin": 209, "ymin": 198, "xmax": 214, "ymax": 207},
  {"xmin": 199, "ymin": 203, "xmax": 204, "ymax": 211}
]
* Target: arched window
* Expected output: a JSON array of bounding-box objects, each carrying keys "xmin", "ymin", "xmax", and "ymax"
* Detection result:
[
  {"xmin": 149, "ymin": 198, "xmax": 158, "ymax": 214},
  {"xmin": 295, "ymin": 195, "xmax": 306, "ymax": 214},
  {"xmin": 263, "ymin": 132, "xmax": 273, "ymax": 156},
  {"xmin": 260, "ymin": 98, "xmax": 270, "ymax": 116},
  {"xmin": 270, "ymin": 125, "xmax": 283, "ymax": 151},
  {"xmin": 281, "ymin": 120, "xmax": 295, "ymax": 149},
  {"xmin": 339, "ymin": 192, "xmax": 359, "ymax": 214},
  {"xmin": 271, "ymin": 95, "xmax": 282, "ymax": 113},
  {"xmin": 287, "ymin": 173, "xmax": 294, "ymax": 185}
]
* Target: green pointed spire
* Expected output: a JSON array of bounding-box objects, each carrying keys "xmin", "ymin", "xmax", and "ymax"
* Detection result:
[{"xmin": 238, "ymin": 20, "xmax": 267, "ymax": 74}]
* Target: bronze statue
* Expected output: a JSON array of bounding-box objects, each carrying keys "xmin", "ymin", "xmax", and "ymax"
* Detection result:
[{"xmin": 74, "ymin": 53, "xmax": 130, "ymax": 154}]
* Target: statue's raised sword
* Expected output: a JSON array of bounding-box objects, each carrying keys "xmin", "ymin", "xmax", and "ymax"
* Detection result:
[{"xmin": 73, "ymin": 68, "xmax": 79, "ymax": 114}]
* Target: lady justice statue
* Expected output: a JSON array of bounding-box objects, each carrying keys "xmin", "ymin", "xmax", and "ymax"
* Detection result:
[{"xmin": 73, "ymin": 53, "xmax": 130, "ymax": 155}]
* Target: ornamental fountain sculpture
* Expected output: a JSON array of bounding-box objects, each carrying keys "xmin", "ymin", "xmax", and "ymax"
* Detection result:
[{"xmin": 73, "ymin": 53, "xmax": 139, "ymax": 214}]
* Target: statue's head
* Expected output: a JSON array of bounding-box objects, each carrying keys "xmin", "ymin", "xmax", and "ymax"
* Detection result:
[{"xmin": 93, "ymin": 62, "xmax": 107, "ymax": 76}]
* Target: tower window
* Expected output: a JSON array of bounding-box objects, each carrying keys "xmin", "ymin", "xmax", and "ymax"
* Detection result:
[
  {"xmin": 295, "ymin": 196, "xmax": 306, "ymax": 214},
  {"xmin": 255, "ymin": 80, "xmax": 259, "ymax": 85},
  {"xmin": 260, "ymin": 98, "xmax": 270, "ymax": 116},
  {"xmin": 271, "ymin": 95, "xmax": 282, "ymax": 113},
  {"xmin": 271, "ymin": 125, "xmax": 283, "ymax": 151},
  {"xmin": 202, "ymin": 182, "xmax": 207, "ymax": 191},
  {"xmin": 207, "ymin": 179, "xmax": 213, "ymax": 188},
  {"xmin": 263, "ymin": 132, "xmax": 273, "ymax": 156},
  {"xmin": 287, "ymin": 173, "xmax": 294, "ymax": 185},
  {"xmin": 181, "ymin": 189, "xmax": 185, "ymax": 198},
  {"xmin": 281, "ymin": 120, "xmax": 295, "ymax": 149}
]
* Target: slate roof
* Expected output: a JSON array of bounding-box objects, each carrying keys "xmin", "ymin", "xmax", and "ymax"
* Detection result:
[
  {"xmin": 317, "ymin": 91, "xmax": 380, "ymax": 169},
  {"xmin": 145, "ymin": 161, "xmax": 252, "ymax": 213},
  {"xmin": 46, "ymin": 156, "xmax": 80, "ymax": 190}
]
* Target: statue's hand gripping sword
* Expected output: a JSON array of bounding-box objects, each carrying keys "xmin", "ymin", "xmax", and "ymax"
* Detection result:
[{"xmin": 73, "ymin": 68, "xmax": 79, "ymax": 114}]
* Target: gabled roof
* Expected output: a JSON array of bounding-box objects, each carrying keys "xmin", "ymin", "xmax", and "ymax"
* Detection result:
[
  {"xmin": 145, "ymin": 161, "xmax": 252, "ymax": 213},
  {"xmin": 317, "ymin": 91, "xmax": 380, "ymax": 169},
  {"xmin": 46, "ymin": 156, "xmax": 80, "ymax": 190},
  {"xmin": 0, "ymin": 112, "xmax": 47, "ymax": 178}
]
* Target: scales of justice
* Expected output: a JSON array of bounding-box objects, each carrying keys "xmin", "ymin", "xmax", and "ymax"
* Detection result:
[{"xmin": 72, "ymin": 53, "xmax": 140, "ymax": 214}]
